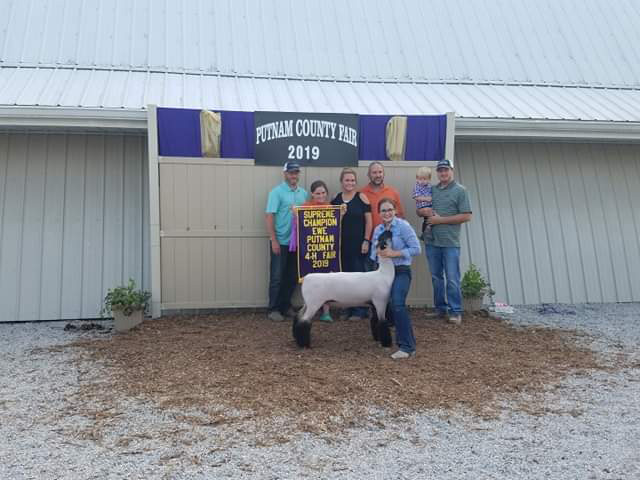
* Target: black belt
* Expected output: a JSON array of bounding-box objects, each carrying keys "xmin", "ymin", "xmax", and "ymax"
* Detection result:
[{"xmin": 395, "ymin": 265, "xmax": 411, "ymax": 274}]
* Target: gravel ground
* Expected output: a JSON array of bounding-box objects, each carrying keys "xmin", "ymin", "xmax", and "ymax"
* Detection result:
[{"xmin": 1, "ymin": 303, "xmax": 639, "ymax": 480}]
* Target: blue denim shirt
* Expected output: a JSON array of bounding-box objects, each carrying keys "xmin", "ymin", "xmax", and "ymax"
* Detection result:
[{"xmin": 370, "ymin": 217, "xmax": 421, "ymax": 266}]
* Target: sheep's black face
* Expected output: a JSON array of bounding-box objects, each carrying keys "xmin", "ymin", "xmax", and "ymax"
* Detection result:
[{"xmin": 377, "ymin": 230, "xmax": 393, "ymax": 250}]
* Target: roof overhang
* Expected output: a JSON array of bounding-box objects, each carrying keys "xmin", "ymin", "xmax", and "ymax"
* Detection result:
[
  {"xmin": 0, "ymin": 107, "xmax": 147, "ymax": 132},
  {"xmin": 2, "ymin": 106, "xmax": 640, "ymax": 143},
  {"xmin": 457, "ymin": 118, "xmax": 640, "ymax": 143}
]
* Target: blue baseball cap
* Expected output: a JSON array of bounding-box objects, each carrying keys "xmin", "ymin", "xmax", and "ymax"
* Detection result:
[
  {"xmin": 283, "ymin": 161, "xmax": 301, "ymax": 172},
  {"xmin": 436, "ymin": 159, "xmax": 453, "ymax": 170}
]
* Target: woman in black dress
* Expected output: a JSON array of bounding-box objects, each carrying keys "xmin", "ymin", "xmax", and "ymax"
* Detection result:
[{"xmin": 331, "ymin": 167, "xmax": 373, "ymax": 320}]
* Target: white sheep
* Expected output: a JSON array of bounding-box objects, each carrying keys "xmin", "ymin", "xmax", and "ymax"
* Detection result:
[{"xmin": 293, "ymin": 230, "xmax": 394, "ymax": 348}]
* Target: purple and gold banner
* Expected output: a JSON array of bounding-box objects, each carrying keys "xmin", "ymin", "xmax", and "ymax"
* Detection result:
[{"xmin": 296, "ymin": 206, "xmax": 342, "ymax": 281}]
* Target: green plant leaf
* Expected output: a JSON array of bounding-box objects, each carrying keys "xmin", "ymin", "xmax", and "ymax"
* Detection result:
[
  {"xmin": 101, "ymin": 278, "xmax": 151, "ymax": 317},
  {"xmin": 461, "ymin": 263, "xmax": 491, "ymax": 299}
]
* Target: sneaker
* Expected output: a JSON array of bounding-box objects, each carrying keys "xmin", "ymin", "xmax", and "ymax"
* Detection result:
[
  {"xmin": 267, "ymin": 311, "xmax": 285, "ymax": 322},
  {"xmin": 284, "ymin": 307, "xmax": 297, "ymax": 318},
  {"xmin": 448, "ymin": 315, "xmax": 462, "ymax": 325},
  {"xmin": 347, "ymin": 315, "xmax": 363, "ymax": 321},
  {"xmin": 390, "ymin": 350, "xmax": 416, "ymax": 360},
  {"xmin": 319, "ymin": 312, "xmax": 333, "ymax": 323}
]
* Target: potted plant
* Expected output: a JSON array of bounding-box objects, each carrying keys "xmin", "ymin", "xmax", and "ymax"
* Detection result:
[
  {"xmin": 101, "ymin": 278, "xmax": 151, "ymax": 332},
  {"xmin": 460, "ymin": 264, "xmax": 493, "ymax": 312}
]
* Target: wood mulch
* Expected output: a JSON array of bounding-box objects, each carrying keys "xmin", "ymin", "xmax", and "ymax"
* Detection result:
[{"xmin": 67, "ymin": 310, "xmax": 608, "ymax": 434}]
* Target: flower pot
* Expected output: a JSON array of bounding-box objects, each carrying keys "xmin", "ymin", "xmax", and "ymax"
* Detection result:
[
  {"xmin": 463, "ymin": 295, "xmax": 484, "ymax": 313},
  {"xmin": 113, "ymin": 309, "xmax": 144, "ymax": 332}
]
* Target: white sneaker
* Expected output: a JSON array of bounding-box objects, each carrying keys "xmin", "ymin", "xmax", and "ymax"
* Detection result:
[
  {"xmin": 448, "ymin": 315, "xmax": 462, "ymax": 325},
  {"xmin": 390, "ymin": 350, "xmax": 415, "ymax": 360},
  {"xmin": 267, "ymin": 311, "xmax": 285, "ymax": 322}
]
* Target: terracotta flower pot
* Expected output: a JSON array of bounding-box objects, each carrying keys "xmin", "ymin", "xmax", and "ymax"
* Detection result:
[{"xmin": 113, "ymin": 308, "xmax": 144, "ymax": 332}]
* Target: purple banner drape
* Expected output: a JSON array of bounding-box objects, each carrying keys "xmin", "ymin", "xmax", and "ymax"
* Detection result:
[
  {"xmin": 359, "ymin": 114, "xmax": 447, "ymax": 161},
  {"xmin": 220, "ymin": 111, "xmax": 255, "ymax": 158},
  {"xmin": 157, "ymin": 108, "xmax": 447, "ymax": 161},
  {"xmin": 358, "ymin": 115, "xmax": 392, "ymax": 161},
  {"xmin": 157, "ymin": 108, "xmax": 255, "ymax": 158},
  {"xmin": 157, "ymin": 107, "xmax": 201, "ymax": 157},
  {"xmin": 406, "ymin": 115, "xmax": 447, "ymax": 161}
]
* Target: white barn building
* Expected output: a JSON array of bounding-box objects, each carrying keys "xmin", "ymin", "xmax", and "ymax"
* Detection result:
[{"xmin": 1, "ymin": 0, "xmax": 639, "ymax": 322}]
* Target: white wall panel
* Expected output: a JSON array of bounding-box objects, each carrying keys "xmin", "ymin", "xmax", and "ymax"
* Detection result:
[
  {"xmin": 456, "ymin": 141, "xmax": 640, "ymax": 305},
  {"xmin": 0, "ymin": 132, "xmax": 149, "ymax": 322}
]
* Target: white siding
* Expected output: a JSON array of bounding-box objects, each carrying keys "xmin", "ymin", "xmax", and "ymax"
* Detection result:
[
  {"xmin": 0, "ymin": 132, "xmax": 149, "ymax": 321},
  {"xmin": 456, "ymin": 141, "xmax": 640, "ymax": 305}
]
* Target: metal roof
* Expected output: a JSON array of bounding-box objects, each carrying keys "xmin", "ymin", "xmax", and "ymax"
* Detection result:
[
  {"xmin": 2, "ymin": 0, "xmax": 640, "ymax": 87},
  {"xmin": 1, "ymin": 67, "xmax": 639, "ymax": 120},
  {"xmin": 1, "ymin": 0, "xmax": 640, "ymax": 135}
]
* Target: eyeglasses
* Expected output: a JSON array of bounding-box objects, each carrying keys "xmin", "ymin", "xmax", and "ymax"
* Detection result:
[{"xmin": 380, "ymin": 208, "xmax": 395, "ymax": 213}]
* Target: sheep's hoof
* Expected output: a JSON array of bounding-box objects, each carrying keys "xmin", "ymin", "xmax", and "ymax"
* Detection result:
[
  {"xmin": 378, "ymin": 322, "xmax": 392, "ymax": 348},
  {"xmin": 370, "ymin": 317, "xmax": 379, "ymax": 341},
  {"xmin": 293, "ymin": 320, "xmax": 311, "ymax": 348}
]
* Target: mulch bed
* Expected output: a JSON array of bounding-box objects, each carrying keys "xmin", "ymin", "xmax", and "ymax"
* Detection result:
[{"xmin": 65, "ymin": 310, "xmax": 609, "ymax": 434}]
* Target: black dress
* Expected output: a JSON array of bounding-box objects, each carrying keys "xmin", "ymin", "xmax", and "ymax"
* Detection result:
[{"xmin": 331, "ymin": 192, "xmax": 371, "ymax": 273}]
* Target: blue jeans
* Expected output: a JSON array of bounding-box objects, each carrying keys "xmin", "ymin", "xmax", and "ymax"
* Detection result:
[
  {"xmin": 425, "ymin": 244, "xmax": 462, "ymax": 315},
  {"xmin": 342, "ymin": 251, "xmax": 368, "ymax": 318},
  {"xmin": 390, "ymin": 267, "xmax": 415, "ymax": 354},
  {"xmin": 268, "ymin": 244, "xmax": 297, "ymax": 314}
]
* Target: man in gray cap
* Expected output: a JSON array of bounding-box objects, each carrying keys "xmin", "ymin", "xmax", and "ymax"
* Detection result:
[
  {"xmin": 419, "ymin": 160, "xmax": 472, "ymax": 325},
  {"xmin": 265, "ymin": 162, "xmax": 308, "ymax": 321}
]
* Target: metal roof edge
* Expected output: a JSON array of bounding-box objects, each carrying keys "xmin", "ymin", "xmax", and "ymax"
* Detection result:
[
  {"xmin": 2, "ymin": 107, "xmax": 640, "ymax": 142},
  {"xmin": 456, "ymin": 118, "xmax": 640, "ymax": 142},
  {"xmin": 0, "ymin": 107, "xmax": 147, "ymax": 131}
]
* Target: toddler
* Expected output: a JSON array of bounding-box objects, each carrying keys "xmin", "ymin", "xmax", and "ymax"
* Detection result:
[{"xmin": 412, "ymin": 166, "xmax": 433, "ymax": 239}]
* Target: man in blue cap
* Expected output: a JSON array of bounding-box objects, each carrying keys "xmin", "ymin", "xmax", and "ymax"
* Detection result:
[
  {"xmin": 265, "ymin": 162, "xmax": 308, "ymax": 321},
  {"xmin": 419, "ymin": 159, "xmax": 472, "ymax": 325}
]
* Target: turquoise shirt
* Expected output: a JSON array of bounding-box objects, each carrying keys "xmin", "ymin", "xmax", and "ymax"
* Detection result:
[
  {"xmin": 266, "ymin": 182, "xmax": 308, "ymax": 245},
  {"xmin": 370, "ymin": 217, "xmax": 421, "ymax": 266}
]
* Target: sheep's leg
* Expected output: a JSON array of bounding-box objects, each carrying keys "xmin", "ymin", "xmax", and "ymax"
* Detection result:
[
  {"xmin": 373, "ymin": 298, "xmax": 393, "ymax": 348},
  {"xmin": 369, "ymin": 304, "xmax": 379, "ymax": 341},
  {"xmin": 370, "ymin": 316, "xmax": 379, "ymax": 341},
  {"xmin": 293, "ymin": 301, "xmax": 321, "ymax": 348}
]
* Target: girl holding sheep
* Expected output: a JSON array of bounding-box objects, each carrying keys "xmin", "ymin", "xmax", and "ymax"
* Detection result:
[
  {"xmin": 370, "ymin": 198, "xmax": 422, "ymax": 359},
  {"xmin": 290, "ymin": 180, "xmax": 345, "ymax": 322}
]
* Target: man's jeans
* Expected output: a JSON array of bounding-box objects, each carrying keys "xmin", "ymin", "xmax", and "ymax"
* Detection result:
[
  {"xmin": 390, "ymin": 267, "xmax": 415, "ymax": 354},
  {"xmin": 268, "ymin": 244, "xmax": 297, "ymax": 314},
  {"xmin": 425, "ymin": 244, "xmax": 462, "ymax": 315}
]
